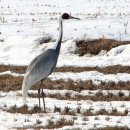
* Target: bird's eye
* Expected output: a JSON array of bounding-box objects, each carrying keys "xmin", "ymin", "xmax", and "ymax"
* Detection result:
[{"xmin": 62, "ymin": 13, "xmax": 69, "ymax": 19}]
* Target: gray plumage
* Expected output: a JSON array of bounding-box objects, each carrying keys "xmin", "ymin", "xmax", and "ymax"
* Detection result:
[
  {"xmin": 22, "ymin": 49, "xmax": 58, "ymax": 102},
  {"xmin": 22, "ymin": 13, "xmax": 80, "ymax": 111}
]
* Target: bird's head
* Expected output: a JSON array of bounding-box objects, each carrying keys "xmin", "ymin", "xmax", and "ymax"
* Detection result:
[{"xmin": 62, "ymin": 13, "xmax": 81, "ymax": 20}]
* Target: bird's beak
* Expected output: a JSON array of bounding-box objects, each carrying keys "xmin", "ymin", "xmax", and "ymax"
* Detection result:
[{"xmin": 69, "ymin": 16, "xmax": 81, "ymax": 20}]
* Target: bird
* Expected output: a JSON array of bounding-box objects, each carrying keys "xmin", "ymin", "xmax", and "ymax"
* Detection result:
[{"xmin": 22, "ymin": 13, "xmax": 80, "ymax": 112}]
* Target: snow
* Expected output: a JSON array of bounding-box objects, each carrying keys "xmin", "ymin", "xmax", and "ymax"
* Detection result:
[
  {"xmin": 50, "ymin": 71, "xmax": 130, "ymax": 84},
  {"xmin": 0, "ymin": 0, "xmax": 130, "ymax": 66},
  {"xmin": 2, "ymin": 109, "xmax": 130, "ymax": 130},
  {"xmin": 108, "ymin": 44, "xmax": 130, "ymax": 57},
  {"xmin": 1, "ymin": 38, "xmax": 130, "ymax": 67},
  {"xmin": 1, "ymin": 70, "xmax": 130, "ymax": 84},
  {"xmin": 0, "ymin": 71, "xmax": 24, "ymax": 77},
  {"xmin": 1, "ymin": 90, "xmax": 130, "ymax": 129},
  {"xmin": 1, "ymin": 0, "xmax": 130, "ymax": 129},
  {"xmin": 28, "ymin": 89, "xmax": 130, "ymax": 99}
]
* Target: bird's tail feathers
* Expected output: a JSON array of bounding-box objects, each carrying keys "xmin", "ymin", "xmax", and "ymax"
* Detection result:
[{"xmin": 22, "ymin": 81, "xmax": 29, "ymax": 105}]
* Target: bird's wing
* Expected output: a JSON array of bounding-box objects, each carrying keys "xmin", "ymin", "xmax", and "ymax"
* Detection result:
[
  {"xmin": 25, "ymin": 50, "xmax": 57, "ymax": 85},
  {"xmin": 26, "ymin": 53, "xmax": 42, "ymax": 72}
]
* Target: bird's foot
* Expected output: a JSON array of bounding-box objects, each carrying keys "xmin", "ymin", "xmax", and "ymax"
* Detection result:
[
  {"xmin": 41, "ymin": 91, "xmax": 45, "ymax": 97},
  {"xmin": 23, "ymin": 98, "xmax": 27, "ymax": 106},
  {"xmin": 41, "ymin": 90, "xmax": 46, "ymax": 113}
]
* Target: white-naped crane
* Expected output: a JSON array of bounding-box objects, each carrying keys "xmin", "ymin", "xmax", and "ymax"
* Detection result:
[{"xmin": 22, "ymin": 13, "xmax": 80, "ymax": 112}]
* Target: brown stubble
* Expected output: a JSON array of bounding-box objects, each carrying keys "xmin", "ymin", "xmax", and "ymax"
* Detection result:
[
  {"xmin": 1, "ymin": 65, "xmax": 130, "ymax": 75},
  {"xmin": 0, "ymin": 75, "xmax": 130, "ymax": 92},
  {"xmin": 75, "ymin": 38, "xmax": 130, "ymax": 56}
]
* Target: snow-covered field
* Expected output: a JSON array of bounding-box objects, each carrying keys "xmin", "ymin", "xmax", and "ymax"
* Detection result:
[{"xmin": 0, "ymin": 0, "xmax": 130, "ymax": 129}]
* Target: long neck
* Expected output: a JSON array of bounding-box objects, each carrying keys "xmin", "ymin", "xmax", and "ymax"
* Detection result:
[{"xmin": 55, "ymin": 17, "xmax": 63, "ymax": 55}]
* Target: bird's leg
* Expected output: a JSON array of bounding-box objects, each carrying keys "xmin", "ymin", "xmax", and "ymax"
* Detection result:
[
  {"xmin": 38, "ymin": 84, "xmax": 41, "ymax": 109},
  {"xmin": 41, "ymin": 80, "xmax": 46, "ymax": 113},
  {"xmin": 38, "ymin": 80, "xmax": 46, "ymax": 112}
]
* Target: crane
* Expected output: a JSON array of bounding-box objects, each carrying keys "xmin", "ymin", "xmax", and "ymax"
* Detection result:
[{"xmin": 22, "ymin": 13, "xmax": 80, "ymax": 112}]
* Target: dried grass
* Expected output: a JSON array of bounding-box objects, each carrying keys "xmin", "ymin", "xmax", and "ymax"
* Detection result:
[
  {"xmin": 75, "ymin": 38, "xmax": 130, "ymax": 56},
  {"xmin": 1, "ymin": 64, "xmax": 130, "ymax": 75},
  {"xmin": 96, "ymin": 127, "xmax": 129, "ymax": 130},
  {"xmin": 7, "ymin": 105, "xmax": 42, "ymax": 114},
  {"xmin": 29, "ymin": 91, "xmax": 130, "ymax": 101},
  {"xmin": 1, "ymin": 74, "xmax": 130, "ymax": 92},
  {"xmin": 55, "ymin": 65, "xmax": 130, "ymax": 74}
]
